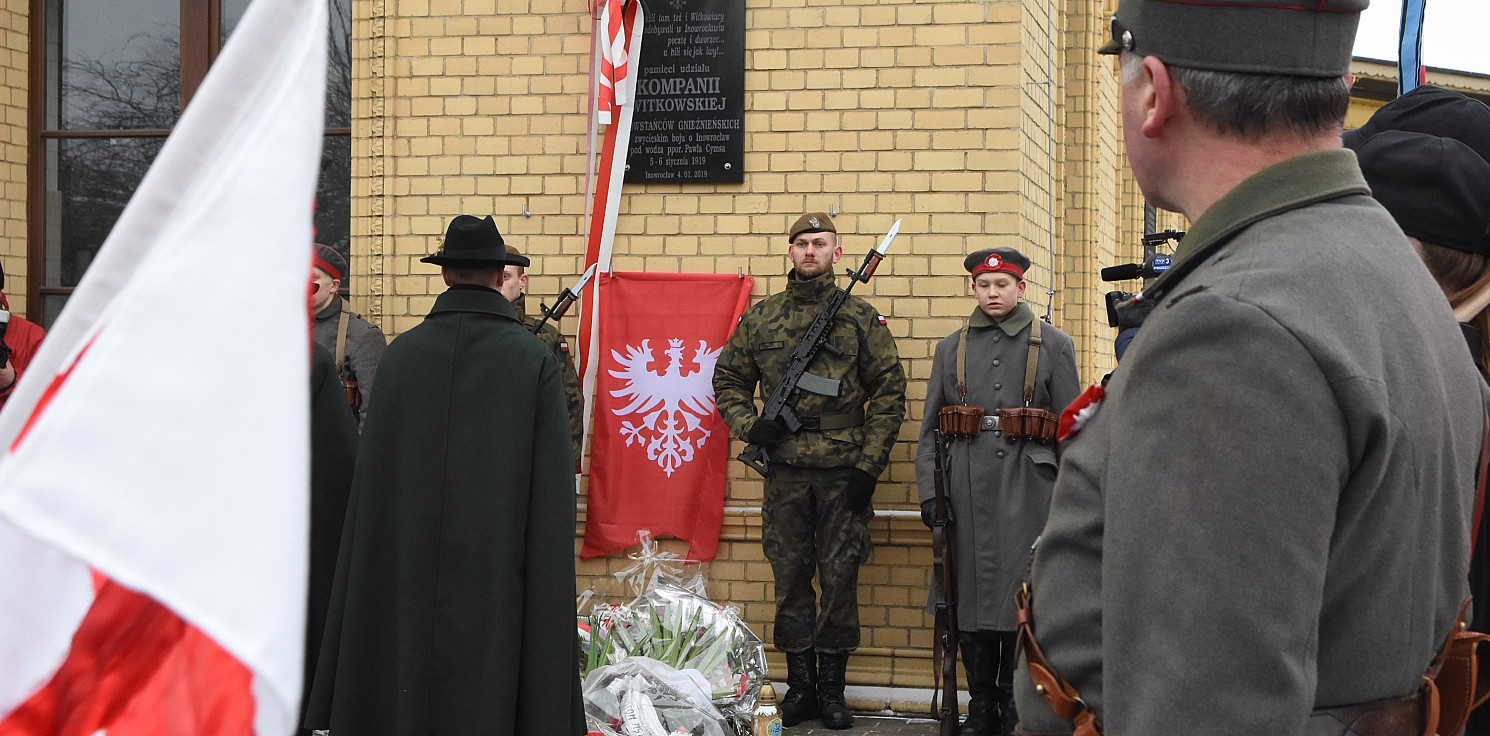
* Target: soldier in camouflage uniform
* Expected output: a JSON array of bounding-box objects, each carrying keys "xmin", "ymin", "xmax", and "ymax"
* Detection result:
[
  {"xmin": 499, "ymin": 246, "xmax": 585, "ymax": 465},
  {"xmin": 713, "ymin": 212, "xmax": 906, "ymax": 730}
]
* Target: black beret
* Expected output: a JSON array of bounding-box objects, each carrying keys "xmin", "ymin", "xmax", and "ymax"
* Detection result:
[
  {"xmin": 1343, "ymin": 85, "xmax": 1490, "ymax": 163},
  {"xmin": 1097, "ymin": 0, "xmax": 1365, "ymax": 77},
  {"xmin": 1353, "ymin": 130, "xmax": 1490, "ymax": 257},
  {"xmin": 964, "ymin": 247, "xmax": 1032, "ymax": 278}
]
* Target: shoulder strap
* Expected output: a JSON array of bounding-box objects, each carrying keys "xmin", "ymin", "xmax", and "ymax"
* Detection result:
[
  {"xmin": 1473, "ymin": 410, "xmax": 1488, "ymax": 553},
  {"xmin": 956, "ymin": 323, "xmax": 970, "ymax": 402},
  {"xmin": 335, "ymin": 307, "xmax": 350, "ymax": 373},
  {"xmin": 1023, "ymin": 317, "xmax": 1043, "ymax": 406}
]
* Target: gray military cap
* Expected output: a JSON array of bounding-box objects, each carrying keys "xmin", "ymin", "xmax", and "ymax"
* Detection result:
[{"xmin": 1098, "ymin": 0, "xmax": 1368, "ymax": 77}]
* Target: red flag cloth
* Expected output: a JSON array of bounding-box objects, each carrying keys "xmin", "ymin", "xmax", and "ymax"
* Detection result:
[
  {"xmin": 583, "ymin": 272, "xmax": 753, "ymax": 561},
  {"xmin": 0, "ymin": 577, "xmax": 253, "ymax": 736}
]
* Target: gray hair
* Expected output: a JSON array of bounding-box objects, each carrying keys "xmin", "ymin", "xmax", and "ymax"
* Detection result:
[{"xmin": 1121, "ymin": 52, "xmax": 1350, "ymax": 140}]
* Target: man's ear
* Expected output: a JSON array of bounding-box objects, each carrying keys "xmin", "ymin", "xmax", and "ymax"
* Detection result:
[
  {"xmin": 441, "ymin": 269, "xmax": 452, "ymax": 287},
  {"xmin": 1140, "ymin": 55, "xmax": 1177, "ymax": 140},
  {"xmin": 331, "ymin": 278, "xmax": 342, "ymax": 293},
  {"xmin": 1016, "ymin": 280, "xmax": 1027, "ymax": 299}
]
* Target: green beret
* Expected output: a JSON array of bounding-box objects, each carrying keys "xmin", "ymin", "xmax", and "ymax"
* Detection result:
[
  {"xmin": 1098, "ymin": 0, "xmax": 1367, "ymax": 77},
  {"xmin": 788, "ymin": 212, "xmax": 836, "ymax": 243}
]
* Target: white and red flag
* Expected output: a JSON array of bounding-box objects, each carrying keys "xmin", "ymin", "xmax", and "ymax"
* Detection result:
[
  {"xmin": 579, "ymin": 0, "xmax": 644, "ymax": 464},
  {"xmin": 595, "ymin": 0, "xmax": 634, "ymax": 125},
  {"xmin": 0, "ymin": 0, "xmax": 325, "ymax": 732},
  {"xmin": 582, "ymin": 273, "xmax": 752, "ymax": 562}
]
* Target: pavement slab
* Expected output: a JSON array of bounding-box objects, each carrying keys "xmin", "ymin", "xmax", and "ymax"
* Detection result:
[{"xmin": 782, "ymin": 716, "xmax": 941, "ymax": 735}]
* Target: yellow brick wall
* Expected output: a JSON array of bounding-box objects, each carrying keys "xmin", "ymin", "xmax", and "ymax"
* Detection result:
[
  {"xmin": 0, "ymin": 0, "xmax": 26, "ymax": 318},
  {"xmin": 349, "ymin": 0, "xmax": 1134, "ymax": 694}
]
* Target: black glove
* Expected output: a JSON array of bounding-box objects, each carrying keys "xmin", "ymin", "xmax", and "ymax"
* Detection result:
[
  {"xmin": 1115, "ymin": 297, "xmax": 1156, "ymax": 331},
  {"xmin": 845, "ymin": 468, "xmax": 878, "ymax": 513},
  {"xmin": 920, "ymin": 498, "xmax": 937, "ymax": 529},
  {"xmin": 746, "ymin": 417, "xmax": 790, "ymax": 447}
]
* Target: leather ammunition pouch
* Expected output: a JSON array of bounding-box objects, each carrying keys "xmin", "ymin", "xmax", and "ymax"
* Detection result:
[
  {"xmin": 998, "ymin": 406, "xmax": 1058, "ymax": 444},
  {"xmin": 342, "ymin": 375, "xmax": 363, "ymax": 415},
  {"xmin": 938, "ymin": 404, "xmax": 984, "ymax": 439}
]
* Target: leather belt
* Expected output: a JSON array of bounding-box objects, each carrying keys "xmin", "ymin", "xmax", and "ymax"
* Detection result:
[
  {"xmin": 1016, "ymin": 581, "xmax": 1436, "ymax": 736},
  {"xmin": 797, "ymin": 407, "xmax": 865, "ymax": 431}
]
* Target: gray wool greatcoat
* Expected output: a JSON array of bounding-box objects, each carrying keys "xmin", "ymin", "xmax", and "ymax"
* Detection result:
[
  {"xmin": 915, "ymin": 302, "xmax": 1080, "ymax": 631},
  {"xmin": 1014, "ymin": 149, "xmax": 1487, "ymax": 735}
]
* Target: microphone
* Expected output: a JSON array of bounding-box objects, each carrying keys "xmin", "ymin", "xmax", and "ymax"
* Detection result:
[{"xmin": 1101, "ymin": 263, "xmax": 1145, "ymax": 282}]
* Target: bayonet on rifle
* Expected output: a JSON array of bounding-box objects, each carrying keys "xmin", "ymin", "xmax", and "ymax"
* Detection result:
[
  {"xmin": 736, "ymin": 219, "xmax": 901, "ymax": 477},
  {"xmin": 531, "ymin": 263, "xmax": 598, "ymax": 335}
]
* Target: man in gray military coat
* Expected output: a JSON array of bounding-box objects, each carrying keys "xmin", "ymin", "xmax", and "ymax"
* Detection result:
[
  {"xmin": 916, "ymin": 247, "xmax": 1078, "ymax": 736},
  {"xmin": 1014, "ymin": 2, "xmax": 1488, "ymax": 735}
]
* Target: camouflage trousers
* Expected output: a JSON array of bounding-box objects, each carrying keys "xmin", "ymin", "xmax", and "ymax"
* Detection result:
[{"xmin": 761, "ymin": 464, "xmax": 875, "ymax": 655}]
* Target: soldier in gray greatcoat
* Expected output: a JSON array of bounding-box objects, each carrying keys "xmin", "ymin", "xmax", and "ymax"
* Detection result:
[
  {"xmin": 1013, "ymin": 3, "xmax": 1488, "ymax": 735},
  {"xmin": 915, "ymin": 247, "xmax": 1078, "ymax": 736},
  {"xmin": 311, "ymin": 243, "xmax": 387, "ymax": 427}
]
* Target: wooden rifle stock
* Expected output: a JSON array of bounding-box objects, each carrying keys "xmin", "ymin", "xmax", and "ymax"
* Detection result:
[{"xmin": 931, "ymin": 430, "xmax": 959, "ymax": 734}]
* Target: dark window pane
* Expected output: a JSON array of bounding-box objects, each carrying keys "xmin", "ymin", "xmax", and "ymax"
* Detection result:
[
  {"xmin": 52, "ymin": 0, "xmax": 180, "ymax": 130},
  {"xmin": 44, "ymin": 136, "xmax": 167, "ymax": 288},
  {"xmin": 41, "ymin": 294, "xmax": 71, "ymax": 331},
  {"xmin": 221, "ymin": 0, "xmax": 253, "ymax": 43},
  {"xmin": 316, "ymin": 134, "xmax": 351, "ymax": 262},
  {"xmin": 327, "ymin": 0, "xmax": 352, "ymax": 128}
]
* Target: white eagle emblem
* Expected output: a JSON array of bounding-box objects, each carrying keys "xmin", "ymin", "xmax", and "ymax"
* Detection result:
[{"xmin": 608, "ymin": 338, "xmax": 723, "ymax": 476}]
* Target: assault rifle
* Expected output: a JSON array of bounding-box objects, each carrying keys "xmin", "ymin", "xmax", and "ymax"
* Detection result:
[
  {"xmin": 737, "ymin": 219, "xmax": 901, "ymax": 477},
  {"xmin": 531, "ymin": 264, "xmax": 598, "ymax": 335},
  {"xmin": 930, "ymin": 429, "xmax": 959, "ymax": 736}
]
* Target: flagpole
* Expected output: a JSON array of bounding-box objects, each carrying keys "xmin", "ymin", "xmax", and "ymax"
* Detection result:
[
  {"xmin": 1398, "ymin": 0, "xmax": 1427, "ymax": 95},
  {"xmin": 579, "ymin": 0, "xmax": 642, "ymax": 466}
]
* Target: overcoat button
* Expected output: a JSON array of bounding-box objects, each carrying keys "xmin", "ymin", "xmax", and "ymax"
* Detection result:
[
  {"xmin": 994, "ymin": 383, "xmax": 1002, "ymax": 390},
  {"xmin": 992, "ymin": 359, "xmax": 1001, "ymax": 367},
  {"xmin": 997, "ymin": 451, "xmax": 1006, "ymax": 458}
]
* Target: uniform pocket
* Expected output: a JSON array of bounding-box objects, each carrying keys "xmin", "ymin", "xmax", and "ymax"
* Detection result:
[
  {"xmin": 852, "ymin": 508, "xmax": 874, "ymax": 563},
  {"xmin": 1025, "ymin": 446, "xmax": 1059, "ymax": 481}
]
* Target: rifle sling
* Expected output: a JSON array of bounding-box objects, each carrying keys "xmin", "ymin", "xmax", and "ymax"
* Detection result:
[{"xmin": 334, "ymin": 306, "xmax": 350, "ymax": 379}]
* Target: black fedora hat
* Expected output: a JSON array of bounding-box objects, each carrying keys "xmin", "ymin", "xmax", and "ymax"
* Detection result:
[{"xmin": 421, "ymin": 215, "xmax": 530, "ymax": 268}]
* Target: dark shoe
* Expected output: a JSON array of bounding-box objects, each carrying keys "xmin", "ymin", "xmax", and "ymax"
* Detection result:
[
  {"xmin": 997, "ymin": 687, "xmax": 1018, "ymax": 736},
  {"xmin": 817, "ymin": 652, "xmax": 855, "ymax": 729},
  {"xmin": 779, "ymin": 650, "xmax": 819, "ymax": 727},
  {"xmin": 994, "ymin": 630, "xmax": 1019, "ymax": 736},
  {"xmin": 957, "ymin": 632, "xmax": 1001, "ymax": 736}
]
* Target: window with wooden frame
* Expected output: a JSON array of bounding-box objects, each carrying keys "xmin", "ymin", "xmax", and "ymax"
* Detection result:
[{"xmin": 29, "ymin": 0, "xmax": 350, "ymax": 326}]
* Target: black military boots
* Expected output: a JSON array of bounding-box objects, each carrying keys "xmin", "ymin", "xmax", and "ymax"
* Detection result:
[
  {"xmin": 817, "ymin": 652, "xmax": 854, "ymax": 729},
  {"xmin": 780, "ymin": 650, "xmax": 820, "ymax": 726}
]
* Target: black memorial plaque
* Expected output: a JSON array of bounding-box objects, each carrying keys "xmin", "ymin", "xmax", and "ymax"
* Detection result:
[{"xmin": 625, "ymin": 0, "xmax": 745, "ymax": 184}]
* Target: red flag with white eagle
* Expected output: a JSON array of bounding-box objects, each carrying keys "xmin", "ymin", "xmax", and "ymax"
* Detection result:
[
  {"xmin": 583, "ymin": 272, "xmax": 753, "ymax": 561},
  {"xmin": 0, "ymin": 0, "xmax": 324, "ymax": 732}
]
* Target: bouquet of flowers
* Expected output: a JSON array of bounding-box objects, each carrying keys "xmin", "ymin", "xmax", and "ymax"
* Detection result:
[
  {"xmin": 583, "ymin": 583, "xmax": 767, "ymax": 730},
  {"xmin": 583, "ymin": 657, "xmax": 731, "ymax": 736}
]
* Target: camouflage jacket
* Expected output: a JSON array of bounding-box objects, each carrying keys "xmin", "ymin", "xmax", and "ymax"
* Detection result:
[
  {"xmin": 713, "ymin": 269, "xmax": 906, "ymax": 476},
  {"xmin": 514, "ymin": 293, "xmax": 585, "ymax": 463}
]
